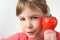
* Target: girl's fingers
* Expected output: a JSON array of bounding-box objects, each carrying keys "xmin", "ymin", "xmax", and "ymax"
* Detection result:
[{"xmin": 44, "ymin": 30, "xmax": 56, "ymax": 40}]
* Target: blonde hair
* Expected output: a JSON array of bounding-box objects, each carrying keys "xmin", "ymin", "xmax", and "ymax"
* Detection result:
[{"xmin": 16, "ymin": 0, "xmax": 49, "ymax": 16}]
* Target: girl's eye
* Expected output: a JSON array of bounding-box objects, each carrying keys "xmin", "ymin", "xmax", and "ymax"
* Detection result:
[
  {"xmin": 31, "ymin": 17, "xmax": 38, "ymax": 20},
  {"xmin": 20, "ymin": 18, "xmax": 25, "ymax": 21}
]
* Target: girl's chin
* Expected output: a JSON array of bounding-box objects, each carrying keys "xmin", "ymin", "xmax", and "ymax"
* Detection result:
[
  {"xmin": 26, "ymin": 33, "xmax": 37, "ymax": 38},
  {"xmin": 28, "ymin": 35, "xmax": 36, "ymax": 38}
]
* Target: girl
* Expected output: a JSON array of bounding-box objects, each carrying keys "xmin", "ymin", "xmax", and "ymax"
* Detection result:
[{"xmin": 2, "ymin": 0, "xmax": 60, "ymax": 40}]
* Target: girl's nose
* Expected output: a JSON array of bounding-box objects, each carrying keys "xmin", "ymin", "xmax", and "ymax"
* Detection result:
[{"xmin": 26, "ymin": 20, "xmax": 33, "ymax": 29}]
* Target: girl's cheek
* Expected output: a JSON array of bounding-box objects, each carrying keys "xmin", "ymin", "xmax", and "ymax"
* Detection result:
[
  {"xmin": 33, "ymin": 19, "xmax": 43, "ymax": 30},
  {"xmin": 37, "ymin": 19, "xmax": 43, "ymax": 31},
  {"xmin": 20, "ymin": 22, "xmax": 25, "ymax": 29},
  {"xmin": 35, "ymin": 20, "xmax": 43, "ymax": 35}
]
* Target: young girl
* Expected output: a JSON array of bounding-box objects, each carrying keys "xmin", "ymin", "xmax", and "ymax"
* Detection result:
[{"xmin": 2, "ymin": 0, "xmax": 60, "ymax": 40}]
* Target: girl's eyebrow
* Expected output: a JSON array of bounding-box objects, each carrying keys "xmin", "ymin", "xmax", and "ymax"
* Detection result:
[
  {"xmin": 18, "ymin": 16, "xmax": 24, "ymax": 18},
  {"xmin": 29, "ymin": 14, "xmax": 43, "ymax": 18},
  {"xmin": 18, "ymin": 14, "xmax": 41, "ymax": 18},
  {"xmin": 30, "ymin": 14, "xmax": 41, "ymax": 17}
]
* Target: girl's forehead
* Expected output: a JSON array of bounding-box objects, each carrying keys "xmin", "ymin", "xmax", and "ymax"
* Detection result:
[{"xmin": 18, "ymin": 7, "xmax": 44, "ymax": 17}]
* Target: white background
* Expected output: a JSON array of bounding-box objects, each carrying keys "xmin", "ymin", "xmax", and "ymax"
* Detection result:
[{"xmin": 0, "ymin": 0, "xmax": 60, "ymax": 38}]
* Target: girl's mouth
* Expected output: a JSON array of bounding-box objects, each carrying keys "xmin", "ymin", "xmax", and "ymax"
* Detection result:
[
  {"xmin": 27, "ymin": 32, "xmax": 34, "ymax": 35},
  {"xmin": 27, "ymin": 31, "xmax": 35, "ymax": 35}
]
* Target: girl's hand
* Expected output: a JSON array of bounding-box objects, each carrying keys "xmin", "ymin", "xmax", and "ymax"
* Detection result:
[{"xmin": 44, "ymin": 30, "xmax": 56, "ymax": 40}]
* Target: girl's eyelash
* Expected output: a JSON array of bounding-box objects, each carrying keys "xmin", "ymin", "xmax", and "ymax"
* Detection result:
[
  {"xmin": 34, "ymin": 17, "xmax": 38, "ymax": 18},
  {"xmin": 19, "ymin": 16, "xmax": 39, "ymax": 21},
  {"xmin": 20, "ymin": 18, "xmax": 25, "ymax": 21},
  {"xmin": 31, "ymin": 17, "xmax": 38, "ymax": 19}
]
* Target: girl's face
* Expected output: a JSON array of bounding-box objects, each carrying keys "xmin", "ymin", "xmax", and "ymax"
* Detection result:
[{"xmin": 18, "ymin": 7, "xmax": 44, "ymax": 38}]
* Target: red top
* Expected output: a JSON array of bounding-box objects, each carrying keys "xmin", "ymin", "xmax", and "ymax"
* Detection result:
[{"xmin": 1, "ymin": 32, "xmax": 60, "ymax": 40}]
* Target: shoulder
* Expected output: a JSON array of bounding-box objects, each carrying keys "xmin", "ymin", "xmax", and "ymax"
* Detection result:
[
  {"xmin": 1, "ymin": 32, "xmax": 27, "ymax": 40},
  {"xmin": 56, "ymin": 31, "xmax": 60, "ymax": 40}
]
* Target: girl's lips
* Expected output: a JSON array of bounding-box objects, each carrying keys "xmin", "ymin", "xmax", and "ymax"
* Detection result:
[
  {"xmin": 27, "ymin": 31, "xmax": 35, "ymax": 35},
  {"xmin": 27, "ymin": 32, "xmax": 34, "ymax": 34}
]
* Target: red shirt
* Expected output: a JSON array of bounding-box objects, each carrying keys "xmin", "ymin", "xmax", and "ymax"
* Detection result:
[{"xmin": 1, "ymin": 32, "xmax": 60, "ymax": 40}]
